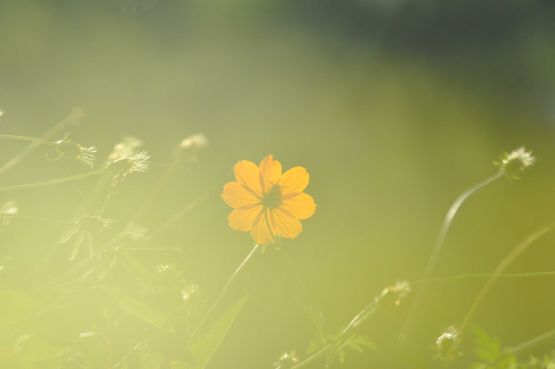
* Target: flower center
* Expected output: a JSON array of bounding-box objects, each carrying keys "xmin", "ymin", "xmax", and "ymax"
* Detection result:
[{"xmin": 262, "ymin": 185, "xmax": 282, "ymax": 209}]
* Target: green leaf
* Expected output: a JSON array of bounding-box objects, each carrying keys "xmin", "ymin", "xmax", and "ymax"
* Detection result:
[
  {"xmin": 118, "ymin": 295, "xmax": 173, "ymax": 333},
  {"xmin": 306, "ymin": 336, "xmax": 328, "ymax": 356},
  {"xmin": 119, "ymin": 251, "xmax": 154, "ymax": 290},
  {"xmin": 473, "ymin": 327, "xmax": 502, "ymax": 363},
  {"xmin": 190, "ymin": 296, "xmax": 248, "ymax": 369},
  {"xmin": 344, "ymin": 334, "xmax": 376, "ymax": 352}
]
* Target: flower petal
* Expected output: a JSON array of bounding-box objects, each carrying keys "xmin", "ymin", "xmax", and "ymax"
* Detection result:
[
  {"xmin": 269, "ymin": 208, "xmax": 302, "ymax": 239},
  {"xmin": 281, "ymin": 193, "xmax": 316, "ymax": 220},
  {"xmin": 221, "ymin": 181, "xmax": 261, "ymax": 209},
  {"xmin": 279, "ymin": 166, "xmax": 309, "ymax": 194},
  {"xmin": 250, "ymin": 209, "xmax": 275, "ymax": 245},
  {"xmin": 228, "ymin": 205, "xmax": 263, "ymax": 232},
  {"xmin": 259, "ymin": 154, "xmax": 282, "ymax": 193},
  {"xmin": 234, "ymin": 160, "xmax": 262, "ymax": 197}
]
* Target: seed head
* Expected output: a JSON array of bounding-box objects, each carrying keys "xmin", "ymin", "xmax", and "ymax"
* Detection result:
[
  {"xmin": 176, "ymin": 133, "xmax": 208, "ymax": 162},
  {"xmin": 496, "ymin": 147, "xmax": 536, "ymax": 180},
  {"xmin": 108, "ymin": 137, "xmax": 144, "ymax": 162},
  {"xmin": 180, "ymin": 134, "xmax": 208, "ymax": 150},
  {"xmin": 273, "ymin": 351, "xmax": 299, "ymax": 369},
  {"xmin": 435, "ymin": 325, "xmax": 461, "ymax": 361},
  {"xmin": 181, "ymin": 284, "xmax": 199, "ymax": 302},
  {"xmin": 54, "ymin": 136, "xmax": 97, "ymax": 168},
  {"xmin": 388, "ymin": 281, "xmax": 411, "ymax": 306},
  {"xmin": 109, "ymin": 150, "xmax": 151, "ymax": 176},
  {"xmin": 0, "ymin": 201, "xmax": 18, "ymax": 225}
]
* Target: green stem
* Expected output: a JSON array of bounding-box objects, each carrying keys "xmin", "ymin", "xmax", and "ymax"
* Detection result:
[
  {"xmin": 192, "ymin": 243, "xmax": 260, "ymax": 337},
  {"xmin": 0, "ymin": 167, "xmax": 108, "ymax": 192},
  {"xmin": 398, "ymin": 171, "xmax": 504, "ymax": 342},
  {"xmin": 0, "ymin": 108, "xmax": 83, "ymax": 175},
  {"xmin": 291, "ymin": 286, "xmax": 388, "ymax": 369},
  {"xmin": 0, "ymin": 134, "xmax": 58, "ymax": 148},
  {"xmin": 454, "ymin": 223, "xmax": 555, "ymax": 350},
  {"xmin": 148, "ymin": 193, "xmax": 207, "ymax": 240},
  {"xmin": 130, "ymin": 163, "xmax": 178, "ymax": 224},
  {"xmin": 504, "ymin": 328, "xmax": 555, "ymax": 355},
  {"xmin": 292, "ymin": 266, "xmax": 555, "ymax": 369},
  {"xmin": 411, "ymin": 271, "xmax": 555, "ymax": 286}
]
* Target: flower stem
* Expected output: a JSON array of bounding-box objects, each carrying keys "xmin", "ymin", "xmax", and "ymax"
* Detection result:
[
  {"xmin": 192, "ymin": 243, "xmax": 260, "ymax": 337},
  {"xmin": 290, "ymin": 286, "xmax": 389, "ymax": 369},
  {"xmin": 0, "ymin": 134, "xmax": 58, "ymax": 148},
  {"xmin": 0, "ymin": 108, "xmax": 84, "ymax": 175},
  {"xmin": 147, "ymin": 193, "xmax": 207, "ymax": 240},
  {"xmin": 0, "ymin": 167, "xmax": 108, "ymax": 192},
  {"xmin": 504, "ymin": 327, "xmax": 555, "ymax": 355},
  {"xmin": 411, "ymin": 270, "xmax": 555, "ymax": 286},
  {"xmin": 452, "ymin": 223, "xmax": 555, "ymax": 355},
  {"xmin": 398, "ymin": 171, "xmax": 503, "ymax": 343}
]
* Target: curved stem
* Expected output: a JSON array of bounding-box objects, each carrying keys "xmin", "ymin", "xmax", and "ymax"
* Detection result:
[
  {"xmin": 0, "ymin": 134, "xmax": 58, "ymax": 148},
  {"xmin": 0, "ymin": 109, "xmax": 83, "ymax": 175},
  {"xmin": 148, "ymin": 193, "xmax": 207, "ymax": 240},
  {"xmin": 504, "ymin": 327, "xmax": 555, "ymax": 355},
  {"xmin": 0, "ymin": 167, "xmax": 108, "ymax": 192},
  {"xmin": 291, "ymin": 286, "xmax": 390, "ymax": 369},
  {"xmin": 455, "ymin": 224, "xmax": 555, "ymax": 347},
  {"xmin": 192, "ymin": 243, "xmax": 260, "ymax": 337},
  {"xmin": 290, "ymin": 267, "xmax": 555, "ymax": 369},
  {"xmin": 411, "ymin": 270, "xmax": 555, "ymax": 286},
  {"xmin": 398, "ymin": 171, "xmax": 503, "ymax": 342}
]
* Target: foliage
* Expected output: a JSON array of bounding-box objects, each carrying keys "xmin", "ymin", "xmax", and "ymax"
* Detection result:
[
  {"xmin": 0, "ymin": 131, "xmax": 248, "ymax": 369},
  {"xmin": 470, "ymin": 328, "xmax": 555, "ymax": 369}
]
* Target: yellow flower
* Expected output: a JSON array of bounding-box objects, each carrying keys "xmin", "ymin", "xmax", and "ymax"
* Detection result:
[{"xmin": 221, "ymin": 155, "xmax": 316, "ymax": 245}]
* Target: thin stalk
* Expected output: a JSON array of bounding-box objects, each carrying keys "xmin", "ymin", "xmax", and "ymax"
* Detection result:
[
  {"xmin": 130, "ymin": 163, "xmax": 178, "ymax": 224},
  {"xmin": 147, "ymin": 193, "xmax": 207, "ymax": 239},
  {"xmin": 0, "ymin": 108, "xmax": 83, "ymax": 175},
  {"xmin": 0, "ymin": 134, "xmax": 58, "ymax": 148},
  {"xmin": 398, "ymin": 171, "xmax": 503, "ymax": 342},
  {"xmin": 192, "ymin": 243, "xmax": 260, "ymax": 337},
  {"xmin": 291, "ymin": 267, "xmax": 555, "ymax": 369},
  {"xmin": 411, "ymin": 271, "xmax": 555, "ymax": 287},
  {"xmin": 291, "ymin": 286, "xmax": 388, "ymax": 369},
  {"xmin": 455, "ymin": 224, "xmax": 555, "ymax": 348},
  {"xmin": 504, "ymin": 328, "xmax": 555, "ymax": 355},
  {"xmin": 15, "ymin": 214, "xmax": 71, "ymax": 225},
  {"xmin": 123, "ymin": 247, "xmax": 182, "ymax": 252},
  {"xmin": 0, "ymin": 167, "xmax": 108, "ymax": 192}
]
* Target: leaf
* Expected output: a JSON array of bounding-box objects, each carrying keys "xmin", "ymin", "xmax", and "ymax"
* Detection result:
[
  {"xmin": 473, "ymin": 327, "xmax": 501, "ymax": 363},
  {"xmin": 118, "ymin": 295, "xmax": 173, "ymax": 333},
  {"xmin": 343, "ymin": 334, "xmax": 376, "ymax": 352},
  {"xmin": 306, "ymin": 336, "xmax": 328, "ymax": 356},
  {"xmin": 119, "ymin": 251, "xmax": 154, "ymax": 290},
  {"xmin": 190, "ymin": 296, "xmax": 248, "ymax": 369}
]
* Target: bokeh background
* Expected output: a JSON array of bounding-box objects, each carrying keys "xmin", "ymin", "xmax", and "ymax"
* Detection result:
[{"xmin": 2, "ymin": 0, "xmax": 555, "ymax": 368}]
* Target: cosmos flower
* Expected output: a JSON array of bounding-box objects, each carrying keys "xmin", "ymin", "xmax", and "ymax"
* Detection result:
[{"xmin": 221, "ymin": 155, "xmax": 316, "ymax": 245}]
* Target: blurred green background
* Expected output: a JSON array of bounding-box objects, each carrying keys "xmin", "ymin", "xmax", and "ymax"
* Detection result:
[{"xmin": 2, "ymin": 0, "xmax": 555, "ymax": 368}]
